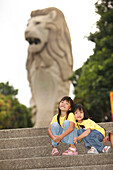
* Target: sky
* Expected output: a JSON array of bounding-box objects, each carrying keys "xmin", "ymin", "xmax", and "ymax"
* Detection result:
[{"xmin": 0, "ymin": 0, "xmax": 100, "ymax": 107}]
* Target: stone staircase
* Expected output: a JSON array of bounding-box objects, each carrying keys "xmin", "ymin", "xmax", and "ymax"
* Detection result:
[{"xmin": 0, "ymin": 122, "xmax": 113, "ymax": 170}]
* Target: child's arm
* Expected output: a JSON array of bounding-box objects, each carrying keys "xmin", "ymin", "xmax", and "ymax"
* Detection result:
[
  {"xmin": 73, "ymin": 128, "xmax": 91, "ymax": 144},
  {"xmin": 102, "ymin": 136, "xmax": 109, "ymax": 142},
  {"xmin": 54, "ymin": 122, "xmax": 75, "ymax": 143},
  {"xmin": 48, "ymin": 124, "xmax": 61, "ymax": 143},
  {"xmin": 48, "ymin": 124, "xmax": 55, "ymax": 141}
]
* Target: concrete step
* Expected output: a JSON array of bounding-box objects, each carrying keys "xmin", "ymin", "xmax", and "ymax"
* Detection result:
[
  {"xmin": 0, "ymin": 122, "xmax": 112, "ymax": 139},
  {"xmin": 25, "ymin": 164, "xmax": 113, "ymax": 170},
  {"xmin": 0, "ymin": 122, "xmax": 112, "ymax": 170},
  {"xmin": 0, "ymin": 153, "xmax": 113, "ymax": 170},
  {"xmin": 98, "ymin": 122, "xmax": 113, "ymax": 131},
  {"xmin": 0, "ymin": 127, "xmax": 47, "ymax": 139},
  {"xmin": 0, "ymin": 135, "xmax": 50, "ymax": 149},
  {"xmin": 0, "ymin": 133, "xmax": 111, "ymax": 150},
  {"xmin": 0, "ymin": 142, "xmax": 112, "ymax": 160}
]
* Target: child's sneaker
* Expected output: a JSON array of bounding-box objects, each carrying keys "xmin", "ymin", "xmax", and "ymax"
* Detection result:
[
  {"xmin": 52, "ymin": 148, "xmax": 60, "ymax": 156},
  {"xmin": 87, "ymin": 146, "xmax": 99, "ymax": 154},
  {"xmin": 102, "ymin": 146, "xmax": 111, "ymax": 153}
]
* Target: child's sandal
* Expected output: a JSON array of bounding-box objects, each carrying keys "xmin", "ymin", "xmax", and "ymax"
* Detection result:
[
  {"xmin": 52, "ymin": 148, "xmax": 60, "ymax": 156},
  {"xmin": 62, "ymin": 147, "xmax": 78, "ymax": 155}
]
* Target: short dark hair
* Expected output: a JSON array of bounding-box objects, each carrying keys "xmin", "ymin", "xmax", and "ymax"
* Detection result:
[{"xmin": 73, "ymin": 103, "xmax": 89, "ymax": 121}]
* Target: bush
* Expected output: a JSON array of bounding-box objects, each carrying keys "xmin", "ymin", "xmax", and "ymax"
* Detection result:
[{"xmin": 0, "ymin": 82, "xmax": 33, "ymax": 129}]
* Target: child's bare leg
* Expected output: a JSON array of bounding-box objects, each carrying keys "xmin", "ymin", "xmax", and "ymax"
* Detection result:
[
  {"xmin": 70, "ymin": 144, "xmax": 76, "ymax": 148},
  {"xmin": 52, "ymin": 146, "xmax": 57, "ymax": 148}
]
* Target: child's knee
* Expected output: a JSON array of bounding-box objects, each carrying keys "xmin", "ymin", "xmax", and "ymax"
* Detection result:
[
  {"xmin": 51, "ymin": 122, "xmax": 59, "ymax": 129},
  {"xmin": 63, "ymin": 120, "xmax": 70, "ymax": 129}
]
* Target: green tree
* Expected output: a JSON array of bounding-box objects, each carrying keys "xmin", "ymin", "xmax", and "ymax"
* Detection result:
[
  {"xmin": 0, "ymin": 82, "xmax": 33, "ymax": 129},
  {"xmin": 70, "ymin": 0, "xmax": 113, "ymax": 122},
  {"xmin": 0, "ymin": 82, "xmax": 18, "ymax": 96}
]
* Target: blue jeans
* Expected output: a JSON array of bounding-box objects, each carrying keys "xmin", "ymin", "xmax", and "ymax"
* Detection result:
[
  {"xmin": 51, "ymin": 120, "xmax": 77, "ymax": 147},
  {"xmin": 77, "ymin": 129, "xmax": 105, "ymax": 152}
]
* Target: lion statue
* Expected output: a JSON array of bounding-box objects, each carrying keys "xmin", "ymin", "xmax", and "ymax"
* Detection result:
[{"xmin": 25, "ymin": 7, "xmax": 73, "ymax": 127}]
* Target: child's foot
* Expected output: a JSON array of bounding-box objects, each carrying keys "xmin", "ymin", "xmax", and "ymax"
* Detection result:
[
  {"xmin": 87, "ymin": 146, "xmax": 99, "ymax": 154},
  {"xmin": 52, "ymin": 148, "xmax": 60, "ymax": 156},
  {"xmin": 62, "ymin": 147, "xmax": 78, "ymax": 155},
  {"xmin": 102, "ymin": 146, "xmax": 111, "ymax": 153}
]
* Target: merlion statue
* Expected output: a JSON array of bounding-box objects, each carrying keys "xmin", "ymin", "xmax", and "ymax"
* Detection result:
[{"xmin": 25, "ymin": 7, "xmax": 73, "ymax": 127}]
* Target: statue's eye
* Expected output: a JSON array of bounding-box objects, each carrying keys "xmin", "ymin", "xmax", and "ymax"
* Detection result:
[{"xmin": 36, "ymin": 22, "xmax": 40, "ymax": 25}]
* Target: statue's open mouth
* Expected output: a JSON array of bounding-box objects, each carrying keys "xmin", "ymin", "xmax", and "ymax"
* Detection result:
[{"xmin": 26, "ymin": 38, "xmax": 41, "ymax": 45}]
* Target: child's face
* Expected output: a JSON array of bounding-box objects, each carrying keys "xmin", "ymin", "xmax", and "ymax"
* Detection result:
[
  {"xmin": 74, "ymin": 108, "xmax": 84, "ymax": 122},
  {"xmin": 59, "ymin": 100, "xmax": 71, "ymax": 112}
]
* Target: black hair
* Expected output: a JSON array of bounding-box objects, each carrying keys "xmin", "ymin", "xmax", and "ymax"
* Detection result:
[
  {"xmin": 57, "ymin": 96, "xmax": 74, "ymax": 126},
  {"xmin": 73, "ymin": 103, "xmax": 89, "ymax": 122}
]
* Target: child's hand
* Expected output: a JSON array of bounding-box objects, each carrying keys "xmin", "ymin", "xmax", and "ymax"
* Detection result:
[
  {"xmin": 102, "ymin": 136, "xmax": 109, "ymax": 143},
  {"xmin": 53, "ymin": 135, "xmax": 62, "ymax": 143},
  {"xmin": 73, "ymin": 137, "xmax": 78, "ymax": 144}
]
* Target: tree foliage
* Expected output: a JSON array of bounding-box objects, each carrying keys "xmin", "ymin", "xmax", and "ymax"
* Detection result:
[
  {"xmin": 0, "ymin": 82, "xmax": 33, "ymax": 129},
  {"xmin": 0, "ymin": 82, "xmax": 18, "ymax": 96},
  {"xmin": 70, "ymin": 0, "xmax": 113, "ymax": 122}
]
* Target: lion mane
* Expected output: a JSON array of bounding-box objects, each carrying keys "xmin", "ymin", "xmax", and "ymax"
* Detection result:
[{"xmin": 25, "ymin": 7, "xmax": 73, "ymax": 127}]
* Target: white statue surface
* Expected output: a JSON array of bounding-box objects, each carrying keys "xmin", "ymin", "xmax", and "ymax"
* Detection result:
[{"xmin": 25, "ymin": 7, "xmax": 73, "ymax": 127}]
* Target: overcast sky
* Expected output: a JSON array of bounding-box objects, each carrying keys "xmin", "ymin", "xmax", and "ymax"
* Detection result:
[{"xmin": 0, "ymin": 0, "xmax": 99, "ymax": 107}]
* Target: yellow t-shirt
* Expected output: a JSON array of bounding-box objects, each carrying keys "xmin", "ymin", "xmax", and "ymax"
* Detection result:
[
  {"xmin": 77, "ymin": 118, "xmax": 105, "ymax": 137},
  {"xmin": 51, "ymin": 112, "xmax": 77, "ymax": 128}
]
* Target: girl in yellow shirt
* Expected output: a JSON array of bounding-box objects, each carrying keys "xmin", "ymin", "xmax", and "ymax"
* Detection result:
[
  {"xmin": 48, "ymin": 96, "xmax": 78, "ymax": 156},
  {"xmin": 73, "ymin": 103, "xmax": 111, "ymax": 154}
]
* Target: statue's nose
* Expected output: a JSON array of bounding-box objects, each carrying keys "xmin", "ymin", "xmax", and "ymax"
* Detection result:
[{"xmin": 25, "ymin": 30, "xmax": 29, "ymax": 38}]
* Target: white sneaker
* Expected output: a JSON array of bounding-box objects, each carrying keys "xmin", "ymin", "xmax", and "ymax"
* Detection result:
[
  {"xmin": 87, "ymin": 146, "xmax": 99, "ymax": 154},
  {"xmin": 102, "ymin": 146, "xmax": 111, "ymax": 153}
]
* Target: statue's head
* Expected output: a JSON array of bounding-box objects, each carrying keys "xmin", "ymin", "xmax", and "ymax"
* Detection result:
[
  {"xmin": 25, "ymin": 7, "xmax": 73, "ymax": 80},
  {"xmin": 25, "ymin": 8, "xmax": 57, "ymax": 53},
  {"xmin": 25, "ymin": 7, "xmax": 72, "ymax": 54}
]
